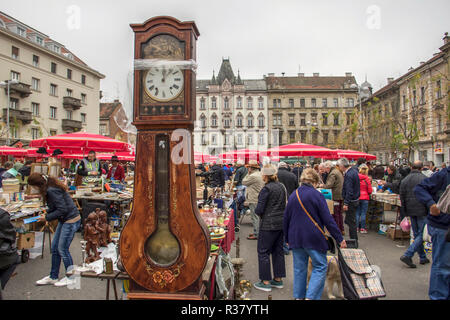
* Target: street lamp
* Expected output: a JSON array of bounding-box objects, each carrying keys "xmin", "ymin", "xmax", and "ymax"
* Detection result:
[
  {"xmin": 350, "ymin": 83, "xmax": 363, "ymax": 151},
  {"xmin": 0, "ymin": 79, "xmax": 20, "ymax": 146}
]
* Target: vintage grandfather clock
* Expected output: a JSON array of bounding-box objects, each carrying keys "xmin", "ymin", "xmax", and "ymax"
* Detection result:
[{"xmin": 120, "ymin": 16, "xmax": 210, "ymax": 300}]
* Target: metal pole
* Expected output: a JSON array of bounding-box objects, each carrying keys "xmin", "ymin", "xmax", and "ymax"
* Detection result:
[
  {"xmin": 6, "ymin": 81, "xmax": 10, "ymax": 146},
  {"xmin": 358, "ymin": 86, "xmax": 363, "ymax": 151}
]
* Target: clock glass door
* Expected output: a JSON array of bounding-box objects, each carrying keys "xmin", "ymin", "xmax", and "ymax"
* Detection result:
[{"xmin": 145, "ymin": 134, "xmax": 180, "ymax": 266}]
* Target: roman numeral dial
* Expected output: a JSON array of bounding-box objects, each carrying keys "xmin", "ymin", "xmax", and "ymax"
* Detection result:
[{"xmin": 144, "ymin": 66, "xmax": 184, "ymax": 102}]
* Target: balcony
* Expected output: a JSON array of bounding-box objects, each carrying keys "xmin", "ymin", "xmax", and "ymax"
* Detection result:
[
  {"xmin": 63, "ymin": 96, "xmax": 82, "ymax": 110},
  {"xmin": 2, "ymin": 108, "xmax": 32, "ymax": 124},
  {"xmin": 4, "ymin": 82, "xmax": 32, "ymax": 98},
  {"xmin": 62, "ymin": 119, "xmax": 82, "ymax": 132}
]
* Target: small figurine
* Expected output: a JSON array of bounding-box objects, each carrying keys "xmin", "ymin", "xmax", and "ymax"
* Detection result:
[
  {"xmin": 96, "ymin": 210, "xmax": 114, "ymax": 247},
  {"xmin": 84, "ymin": 212, "xmax": 101, "ymax": 263}
]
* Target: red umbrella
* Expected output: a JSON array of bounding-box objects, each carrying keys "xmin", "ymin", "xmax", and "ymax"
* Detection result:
[
  {"xmin": 324, "ymin": 149, "xmax": 377, "ymax": 160},
  {"xmin": 194, "ymin": 152, "xmax": 217, "ymax": 163},
  {"xmin": 0, "ymin": 146, "xmax": 28, "ymax": 157},
  {"xmin": 29, "ymin": 132, "xmax": 129, "ymax": 153},
  {"xmin": 266, "ymin": 142, "xmax": 337, "ymax": 158}
]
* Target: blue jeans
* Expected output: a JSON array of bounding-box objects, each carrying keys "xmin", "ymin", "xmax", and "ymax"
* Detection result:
[
  {"xmin": 428, "ymin": 225, "xmax": 450, "ymax": 300},
  {"xmin": 355, "ymin": 200, "xmax": 369, "ymax": 229},
  {"xmin": 292, "ymin": 248, "xmax": 328, "ymax": 300},
  {"xmin": 404, "ymin": 216, "xmax": 427, "ymax": 260},
  {"xmin": 50, "ymin": 220, "xmax": 81, "ymax": 280}
]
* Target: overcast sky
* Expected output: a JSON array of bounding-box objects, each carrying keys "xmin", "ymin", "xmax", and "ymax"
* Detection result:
[{"xmin": 1, "ymin": 0, "xmax": 449, "ymax": 118}]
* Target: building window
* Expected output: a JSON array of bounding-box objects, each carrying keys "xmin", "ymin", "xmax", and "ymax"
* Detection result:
[
  {"xmin": 81, "ymin": 74, "xmax": 86, "ymax": 85},
  {"xmin": 420, "ymin": 87, "xmax": 425, "ymax": 104},
  {"xmin": 300, "ymin": 131, "xmax": 306, "ymax": 142},
  {"xmin": 67, "ymin": 69, "xmax": 72, "ymax": 80},
  {"xmin": 53, "ymin": 45, "xmax": 60, "ymax": 54},
  {"xmin": 224, "ymin": 97, "xmax": 230, "ymax": 110},
  {"xmin": 258, "ymin": 114, "xmax": 265, "ymax": 127},
  {"xmin": 289, "ymin": 99, "xmax": 294, "ymax": 108},
  {"xmin": 258, "ymin": 133, "xmax": 264, "ymax": 145},
  {"xmin": 31, "ymin": 128, "xmax": 40, "ymax": 139},
  {"xmin": 346, "ymin": 114, "xmax": 352, "ymax": 125},
  {"xmin": 273, "ymin": 114, "xmax": 282, "ymax": 126},
  {"xmin": 421, "ymin": 117, "xmax": 426, "ymax": 135},
  {"xmin": 333, "ymin": 113, "xmax": 339, "ymax": 126},
  {"xmin": 300, "ymin": 98, "xmax": 305, "ymax": 108},
  {"xmin": 50, "ymin": 84, "xmax": 57, "ymax": 96},
  {"xmin": 323, "ymin": 132, "xmax": 329, "ymax": 144},
  {"xmin": 17, "ymin": 26, "xmax": 26, "ymax": 37},
  {"xmin": 211, "ymin": 114, "xmax": 218, "ymax": 127},
  {"xmin": 436, "ymin": 80, "xmax": 442, "ymax": 99},
  {"xmin": 66, "ymin": 89, "xmax": 73, "ymax": 97},
  {"xmin": 289, "ymin": 131, "xmax": 296, "ymax": 143},
  {"xmin": 9, "ymin": 98, "xmax": 19, "ymax": 109},
  {"xmin": 224, "ymin": 134, "xmax": 230, "ymax": 146},
  {"xmin": 31, "ymin": 103, "xmax": 39, "ymax": 116},
  {"xmin": 211, "ymin": 97, "xmax": 217, "ymax": 109},
  {"xmin": 289, "ymin": 114, "xmax": 295, "ymax": 126},
  {"xmin": 81, "ymin": 93, "xmax": 86, "ymax": 104},
  {"xmin": 311, "ymin": 98, "xmax": 316, "ymax": 108},
  {"xmin": 322, "ymin": 98, "xmax": 327, "ymax": 108},
  {"xmin": 248, "ymin": 134, "xmax": 253, "ymax": 145},
  {"xmin": 66, "ymin": 110, "xmax": 73, "ymax": 120},
  {"xmin": 273, "ymin": 99, "xmax": 281, "ymax": 108},
  {"xmin": 247, "ymin": 114, "xmax": 254, "ymax": 128},
  {"xmin": 258, "ymin": 97, "xmax": 264, "ymax": 109},
  {"xmin": 200, "ymin": 114, "xmax": 206, "ymax": 128},
  {"xmin": 237, "ymin": 114, "xmax": 243, "ymax": 127},
  {"xmin": 200, "ymin": 98, "xmax": 205, "ymax": 110},
  {"xmin": 437, "ymin": 115, "xmax": 442, "ymax": 133},
  {"xmin": 50, "ymin": 130, "xmax": 57, "ymax": 136},
  {"xmin": 81, "ymin": 113, "xmax": 86, "ymax": 124},
  {"xmin": 36, "ymin": 36, "xmax": 43, "ymax": 46},
  {"xmin": 322, "ymin": 113, "xmax": 328, "ymax": 126},
  {"xmin": 237, "ymin": 134, "xmax": 243, "ymax": 145},
  {"xmin": 51, "ymin": 62, "xmax": 57, "ymax": 74},
  {"xmin": 50, "ymin": 106, "xmax": 57, "ymax": 119},
  {"xmin": 334, "ymin": 130, "xmax": 339, "ymax": 141},
  {"xmin": 211, "ymin": 134, "xmax": 217, "ymax": 146},
  {"xmin": 346, "ymin": 98, "xmax": 354, "ymax": 108},
  {"xmin": 30, "ymin": 78, "xmax": 39, "ymax": 91},
  {"xmin": 300, "ymin": 113, "xmax": 306, "ymax": 126},
  {"xmin": 413, "ymin": 90, "xmax": 417, "ymax": 106},
  {"xmin": 333, "ymin": 98, "xmax": 338, "ymax": 108},
  {"xmin": 311, "ymin": 113, "xmax": 318, "ymax": 125},
  {"xmin": 247, "ymin": 97, "xmax": 253, "ymax": 109},
  {"xmin": 237, "ymin": 97, "xmax": 242, "ymax": 109},
  {"xmin": 100, "ymin": 124, "xmax": 107, "ymax": 135},
  {"xmin": 224, "ymin": 117, "xmax": 231, "ymax": 128},
  {"xmin": 201, "ymin": 134, "xmax": 206, "ymax": 145},
  {"xmin": 32, "ymin": 55, "xmax": 39, "ymax": 67},
  {"xmin": 10, "ymin": 126, "xmax": 18, "ymax": 139},
  {"xmin": 10, "ymin": 71, "xmax": 20, "ymax": 81},
  {"xmin": 402, "ymin": 95, "xmax": 406, "ymax": 111},
  {"xmin": 11, "ymin": 46, "xmax": 19, "ymax": 59},
  {"xmin": 312, "ymin": 132, "xmax": 318, "ymax": 144}
]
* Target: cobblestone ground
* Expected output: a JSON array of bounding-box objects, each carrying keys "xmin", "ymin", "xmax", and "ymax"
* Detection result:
[{"xmin": 2, "ymin": 212, "xmax": 431, "ymax": 300}]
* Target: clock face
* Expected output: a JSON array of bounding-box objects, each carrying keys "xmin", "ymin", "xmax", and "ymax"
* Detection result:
[{"xmin": 144, "ymin": 66, "xmax": 184, "ymax": 102}]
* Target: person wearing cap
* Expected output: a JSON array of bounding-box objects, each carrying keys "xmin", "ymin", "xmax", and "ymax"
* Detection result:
[
  {"xmin": 253, "ymin": 164, "xmax": 287, "ymax": 292},
  {"xmin": 233, "ymin": 159, "xmax": 248, "ymax": 188},
  {"xmin": 277, "ymin": 162, "xmax": 298, "ymax": 197},
  {"xmin": 372, "ymin": 161, "xmax": 385, "ymax": 180},
  {"xmin": 242, "ymin": 160, "xmax": 265, "ymax": 240},
  {"xmin": 107, "ymin": 156, "xmax": 125, "ymax": 182}
]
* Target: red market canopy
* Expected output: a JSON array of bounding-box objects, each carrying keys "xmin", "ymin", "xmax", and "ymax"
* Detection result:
[
  {"xmin": 29, "ymin": 132, "xmax": 129, "ymax": 153},
  {"xmin": 57, "ymin": 152, "xmax": 135, "ymax": 162},
  {"xmin": 0, "ymin": 146, "xmax": 28, "ymax": 157},
  {"xmin": 219, "ymin": 149, "xmax": 279, "ymax": 163},
  {"xmin": 194, "ymin": 152, "xmax": 217, "ymax": 163},
  {"xmin": 265, "ymin": 142, "xmax": 338, "ymax": 158},
  {"xmin": 325, "ymin": 149, "xmax": 377, "ymax": 161}
]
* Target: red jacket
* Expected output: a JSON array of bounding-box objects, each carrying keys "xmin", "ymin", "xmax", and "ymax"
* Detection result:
[
  {"xmin": 107, "ymin": 165, "xmax": 125, "ymax": 181},
  {"xmin": 358, "ymin": 173, "xmax": 372, "ymax": 201}
]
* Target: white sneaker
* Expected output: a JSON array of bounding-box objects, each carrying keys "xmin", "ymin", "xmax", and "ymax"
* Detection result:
[
  {"xmin": 54, "ymin": 276, "xmax": 76, "ymax": 287},
  {"xmin": 36, "ymin": 276, "xmax": 58, "ymax": 286}
]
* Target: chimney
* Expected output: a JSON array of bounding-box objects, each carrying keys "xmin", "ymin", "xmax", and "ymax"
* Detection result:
[
  {"xmin": 298, "ymin": 73, "xmax": 304, "ymax": 77},
  {"xmin": 420, "ymin": 61, "xmax": 425, "ymax": 65},
  {"xmin": 313, "ymin": 72, "xmax": 319, "ymax": 77},
  {"xmin": 114, "ymin": 99, "xmax": 120, "ymax": 103},
  {"xmin": 408, "ymin": 67, "xmax": 414, "ymax": 71},
  {"xmin": 268, "ymin": 73, "xmax": 275, "ymax": 77},
  {"xmin": 281, "ymin": 72, "xmax": 285, "ymax": 77},
  {"xmin": 387, "ymin": 77, "xmax": 394, "ymax": 84},
  {"xmin": 345, "ymin": 72, "xmax": 352, "ymax": 77},
  {"xmin": 444, "ymin": 32, "xmax": 449, "ymax": 45}
]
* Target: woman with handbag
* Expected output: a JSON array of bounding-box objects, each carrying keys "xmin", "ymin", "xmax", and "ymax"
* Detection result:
[
  {"xmin": 284, "ymin": 168, "xmax": 346, "ymax": 300},
  {"xmin": 28, "ymin": 173, "xmax": 81, "ymax": 287}
]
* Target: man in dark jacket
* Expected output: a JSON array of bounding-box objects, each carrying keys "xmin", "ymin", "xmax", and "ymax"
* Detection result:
[
  {"xmin": 414, "ymin": 166, "xmax": 450, "ymax": 300},
  {"xmin": 209, "ymin": 160, "xmax": 225, "ymax": 189},
  {"xmin": 381, "ymin": 165, "xmax": 402, "ymax": 194},
  {"xmin": 399, "ymin": 161, "xmax": 429, "ymax": 268},
  {"xmin": 338, "ymin": 158, "xmax": 360, "ymax": 242},
  {"xmin": 233, "ymin": 160, "xmax": 248, "ymax": 187},
  {"xmin": 277, "ymin": 162, "xmax": 299, "ymax": 197},
  {"xmin": 372, "ymin": 162, "xmax": 385, "ymax": 180},
  {"xmin": 292, "ymin": 163, "xmax": 303, "ymax": 183},
  {"xmin": 0, "ymin": 208, "xmax": 19, "ymax": 299},
  {"xmin": 77, "ymin": 151, "xmax": 101, "ymax": 177}
]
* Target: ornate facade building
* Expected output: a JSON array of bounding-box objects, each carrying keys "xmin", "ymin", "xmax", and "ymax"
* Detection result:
[
  {"xmin": 362, "ymin": 33, "xmax": 449, "ymax": 166},
  {"xmin": 194, "ymin": 58, "xmax": 268, "ymax": 155},
  {"xmin": 0, "ymin": 11, "xmax": 104, "ymax": 145},
  {"xmin": 265, "ymin": 73, "xmax": 359, "ymax": 149},
  {"xmin": 99, "ymin": 100, "xmax": 136, "ymax": 145}
]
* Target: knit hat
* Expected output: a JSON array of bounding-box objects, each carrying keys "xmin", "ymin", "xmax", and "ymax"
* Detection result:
[
  {"xmin": 261, "ymin": 164, "xmax": 277, "ymax": 176},
  {"xmin": 247, "ymin": 160, "xmax": 260, "ymax": 169}
]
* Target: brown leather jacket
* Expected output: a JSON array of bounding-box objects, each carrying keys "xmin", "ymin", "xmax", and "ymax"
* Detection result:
[{"xmin": 324, "ymin": 167, "xmax": 344, "ymax": 201}]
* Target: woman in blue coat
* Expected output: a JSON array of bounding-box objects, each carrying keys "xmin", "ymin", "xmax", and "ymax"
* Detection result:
[
  {"xmin": 28, "ymin": 173, "xmax": 81, "ymax": 288},
  {"xmin": 284, "ymin": 168, "xmax": 346, "ymax": 300}
]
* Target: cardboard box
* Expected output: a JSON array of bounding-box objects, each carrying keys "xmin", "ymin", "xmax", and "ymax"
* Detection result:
[
  {"xmin": 326, "ymin": 200, "xmax": 334, "ymax": 215},
  {"xmin": 383, "ymin": 203, "xmax": 392, "ymax": 211},
  {"xmin": 386, "ymin": 227, "xmax": 410, "ymax": 240},
  {"xmin": 17, "ymin": 232, "xmax": 35, "ymax": 250}
]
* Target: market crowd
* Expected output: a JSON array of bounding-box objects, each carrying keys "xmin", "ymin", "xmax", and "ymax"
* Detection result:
[{"xmin": 197, "ymin": 158, "xmax": 449, "ymax": 300}]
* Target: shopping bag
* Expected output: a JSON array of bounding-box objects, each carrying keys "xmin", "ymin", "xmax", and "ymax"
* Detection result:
[
  {"xmin": 400, "ymin": 217, "xmax": 411, "ymax": 233},
  {"xmin": 436, "ymin": 184, "xmax": 450, "ymax": 214},
  {"xmin": 338, "ymin": 248, "xmax": 386, "ymax": 300}
]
